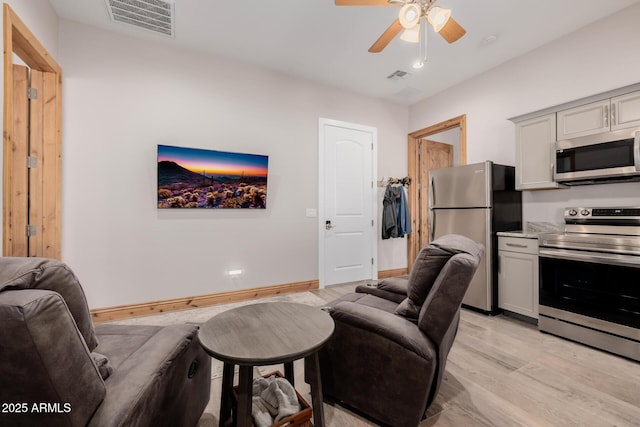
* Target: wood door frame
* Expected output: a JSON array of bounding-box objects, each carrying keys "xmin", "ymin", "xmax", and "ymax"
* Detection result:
[
  {"xmin": 407, "ymin": 114, "xmax": 466, "ymax": 270},
  {"xmin": 3, "ymin": 4, "xmax": 63, "ymax": 258}
]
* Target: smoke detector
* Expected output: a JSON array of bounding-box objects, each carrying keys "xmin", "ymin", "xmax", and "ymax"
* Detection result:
[{"xmin": 104, "ymin": 0, "xmax": 175, "ymax": 37}]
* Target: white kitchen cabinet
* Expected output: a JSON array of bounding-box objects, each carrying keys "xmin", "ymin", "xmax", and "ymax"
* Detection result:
[
  {"xmin": 498, "ymin": 235, "xmax": 539, "ymax": 320},
  {"xmin": 511, "ymin": 84, "xmax": 640, "ymax": 191},
  {"xmin": 557, "ymin": 90, "xmax": 640, "ymax": 139},
  {"xmin": 515, "ymin": 114, "xmax": 563, "ymax": 190},
  {"xmin": 611, "ymin": 91, "xmax": 640, "ymax": 130},
  {"xmin": 556, "ymin": 99, "xmax": 610, "ymax": 140}
]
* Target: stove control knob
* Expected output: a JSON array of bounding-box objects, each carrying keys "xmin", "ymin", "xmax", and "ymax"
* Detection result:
[
  {"xmin": 581, "ymin": 209, "xmax": 590, "ymax": 216},
  {"xmin": 568, "ymin": 209, "xmax": 578, "ymax": 216}
]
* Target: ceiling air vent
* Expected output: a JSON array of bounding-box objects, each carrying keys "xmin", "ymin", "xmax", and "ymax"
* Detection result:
[
  {"xmin": 104, "ymin": 0, "xmax": 175, "ymax": 37},
  {"xmin": 386, "ymin": 70, "xmax": 410, "ymax": 81}
]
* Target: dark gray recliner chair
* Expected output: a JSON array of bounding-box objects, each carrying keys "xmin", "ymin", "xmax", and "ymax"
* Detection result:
[
  {"xmin": 0, "ymin": 257, "xmax": 211, "ymax": 427},
  {"xmin": 309, "ymin": 234, "xmax": 483, "ymax": 427}
]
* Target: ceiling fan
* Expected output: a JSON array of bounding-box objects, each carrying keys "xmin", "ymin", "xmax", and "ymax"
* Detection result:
[{"xmin": 335, "ymin": 0, "xmax": 466, "ymax": 53}]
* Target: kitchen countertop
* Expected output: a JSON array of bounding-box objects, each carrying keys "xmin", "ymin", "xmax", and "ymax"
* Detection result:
[
  {"xmin": 497, "ymin": 231, "xmax": 539, "ymax": 239},
  {"xmin": 497, "ymin": 222, "xmax": 564, "ymax": 239}
]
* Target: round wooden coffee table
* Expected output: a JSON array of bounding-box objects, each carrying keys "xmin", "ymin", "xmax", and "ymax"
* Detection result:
[{"xmin": 199, "ymin": 302, "xmax": 335, "ymax": 427}]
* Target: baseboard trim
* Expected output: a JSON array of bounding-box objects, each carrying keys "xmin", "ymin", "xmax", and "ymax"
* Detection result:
[
  {"xmin": 378, "ymin": 268, "xmax": 408, "ymax": 279},
  {"xmin": 91, "ymin": 280, "xmax": 319, "ymax": 323},
  {"xmin": 91, "ymin": 268, "xmax": 408, "ymax": 323}
]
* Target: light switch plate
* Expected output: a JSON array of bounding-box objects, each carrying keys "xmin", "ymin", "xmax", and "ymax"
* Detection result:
[{"xmin": 306, "ymin": 208, "xmax": 317, "ymax": 218}]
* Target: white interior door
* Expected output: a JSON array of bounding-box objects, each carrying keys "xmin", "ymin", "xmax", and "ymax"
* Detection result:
[{"xmin": 319, "ymin": 118, "xmax": 377, "ymax": 287}]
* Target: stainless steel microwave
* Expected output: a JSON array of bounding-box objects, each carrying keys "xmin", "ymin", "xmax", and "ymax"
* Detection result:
[{"xmin": 555, "ymin": 128, "xmax": 640, "ymax": 185}]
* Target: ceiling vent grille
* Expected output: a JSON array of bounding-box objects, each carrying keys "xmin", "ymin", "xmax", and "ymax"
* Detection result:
[
  {"xmin": 386, "ymin": 70, "xmax": 410, "ymax": 81},
  {"xmin": 104, "ymin": 0, "xmax": 175, "ymax": 37}
]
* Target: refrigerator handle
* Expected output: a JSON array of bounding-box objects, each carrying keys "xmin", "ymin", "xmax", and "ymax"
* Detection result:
[
  {"xmin": 430, "ymin": 176, "xmax": 435, "ymax": 208},
  {"xmin": 428, "ymin": 176, "xmax": 435, "ymax": 242},
  {"xmin": 429, "ymin": 209, "xmax": 435, "ymax": 242}
]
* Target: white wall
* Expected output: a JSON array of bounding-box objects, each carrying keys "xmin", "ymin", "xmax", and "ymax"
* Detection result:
[
  {"xmin": 58, "ymin": 20, "xmax": 409, "ymax": 309},
  {"xmin": 0, "ymin": 0, "xmax": 59, "ymax": 250},
  {"xmin": 409, "ymin": 4, "xmax": 640, "ymax": 224}
]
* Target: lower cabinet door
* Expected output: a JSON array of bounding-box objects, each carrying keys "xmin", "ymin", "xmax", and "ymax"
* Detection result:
[{"xmin": 498, "ymin": 250, "xmax": 539, "ymax": 319}]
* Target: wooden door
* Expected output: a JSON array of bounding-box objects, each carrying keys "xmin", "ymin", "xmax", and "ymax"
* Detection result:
[
  {"xmin": 8, "ymin": 65, "xmax": 30, "ymax": 256},
  {"xmin": 3, "ymin": 5, "xmax": 63, "ymax": 259},
  {"xmin": 28, "ymin": 69, "xmax": 53, "ymax": 257},
  {"xmin": 418, "ymin": 140, "xmax": 453, "ymax": 248},
  {"xmin": 7, "ymin": 66, "xmax": 54, "ymax": 257}
]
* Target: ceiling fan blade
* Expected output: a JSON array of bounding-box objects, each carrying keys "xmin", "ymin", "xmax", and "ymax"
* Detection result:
[
  {"xmin": 437, "ymin": 17, "xmax": 466, "ymax": 43},
  {"xmin": 368, "ymin": 18, "xmax": 403, "ymax": 53},
  {"xmin": 335, "ymin": 0, "xmax": 397, "ymax": 5}
]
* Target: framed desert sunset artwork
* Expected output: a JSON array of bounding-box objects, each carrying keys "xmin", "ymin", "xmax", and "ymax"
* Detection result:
[{"xmin": 157, "ymin": 145, "xmax": 269, "ymax": 209}]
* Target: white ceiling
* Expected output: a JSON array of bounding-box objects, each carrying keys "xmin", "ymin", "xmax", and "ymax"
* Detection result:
[{"xmin": 49, "ymin": 0, "xmax": 640, "ymax": 105}]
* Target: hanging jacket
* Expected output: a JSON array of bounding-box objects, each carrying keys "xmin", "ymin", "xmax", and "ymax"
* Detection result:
[
  {"xmin": 397, "ymin": 186, "xmax": 412, "ymax": 237},
  {"xmin": 382, "ymin": 184, "xmax": 400, "ymax": 239}
]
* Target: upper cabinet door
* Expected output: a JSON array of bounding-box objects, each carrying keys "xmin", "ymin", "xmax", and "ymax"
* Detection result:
[
  {"xmin": 515, "ymin": 114, "xmax": 562, "ymax": 190},
  {"xmin": 556, "ymin": 99, "xmax": 611, "ymax": 140},
  {"xmin": 611, "ymin": 90, "xmax": 640, "ymax": 131}
]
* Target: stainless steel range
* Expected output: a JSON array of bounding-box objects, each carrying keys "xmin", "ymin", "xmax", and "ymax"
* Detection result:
[{"xmin": 538, "ymin": 207, "xmax": 640, "ymax": 361}]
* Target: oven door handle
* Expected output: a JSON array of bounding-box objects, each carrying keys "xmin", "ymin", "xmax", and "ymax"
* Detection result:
[
  {"xmin": 539, "ymin": 247, "xmax": 640, "ymax": 268},
  {"xmin": 634, "ymin": 130, "xmax": 640, "ymax": 171}
]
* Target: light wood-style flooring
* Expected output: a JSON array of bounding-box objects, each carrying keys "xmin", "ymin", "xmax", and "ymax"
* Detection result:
[{"xmin": 199, "ymin": 282, "xmax": 640, "ymax": 427}]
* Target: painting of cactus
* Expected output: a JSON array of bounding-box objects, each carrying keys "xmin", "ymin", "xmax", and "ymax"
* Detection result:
[{"xmin": 157, "ymin": 145, "xmax": 268, "ymax": 209}]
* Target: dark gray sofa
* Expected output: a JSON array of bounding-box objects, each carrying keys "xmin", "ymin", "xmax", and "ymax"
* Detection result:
[
  {"xmin": 0, "ymin": 257, "xmax": 211, "ymax": 427},
  {"xmin": 308, "ymin": 234, "xmax": 483, "ymax": 427}
]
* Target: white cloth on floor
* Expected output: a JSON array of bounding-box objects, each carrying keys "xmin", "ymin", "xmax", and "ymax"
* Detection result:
[
  {"xmin": 251, "ymin": 375, "xmax": 301, "ymax": 427},
  {"xmin": 251, "ymin": 396, "xmax": 276, "ymax": 427}
]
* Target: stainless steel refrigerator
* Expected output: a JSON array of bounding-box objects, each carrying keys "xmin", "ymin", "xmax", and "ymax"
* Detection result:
[{"xmin": 429, "ymin": 161, "xmax": 522, "ymax": 313}]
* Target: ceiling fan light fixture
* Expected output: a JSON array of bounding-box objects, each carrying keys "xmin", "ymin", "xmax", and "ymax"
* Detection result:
[
  {"xmin": 400, "ymin": 25, "xmax": 420, "ymax": 43},
  {"xmin": 437, "ymin": 16, "xmax": 466, "ymax": 43},
  {"xmin": 399, "ymin": 3, "xmax": 421, "ymax": 29},
  {"xmin": 427, "ymin": 6, "xmax": 466, "ymax": 43},
  {"xmin": 426, "ymin": 6, "xmax": 451, "ymax": 32}
]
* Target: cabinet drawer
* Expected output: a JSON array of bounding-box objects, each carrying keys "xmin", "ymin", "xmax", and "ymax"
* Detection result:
[{"xmin": 498, "ymin": 236, "xmax": 538, "ymax": 254}]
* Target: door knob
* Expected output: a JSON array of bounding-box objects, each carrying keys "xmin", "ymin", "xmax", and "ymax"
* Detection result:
[{"xmin": 325, "ymin": 220, "xmax": 335, "ymax": 230}]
